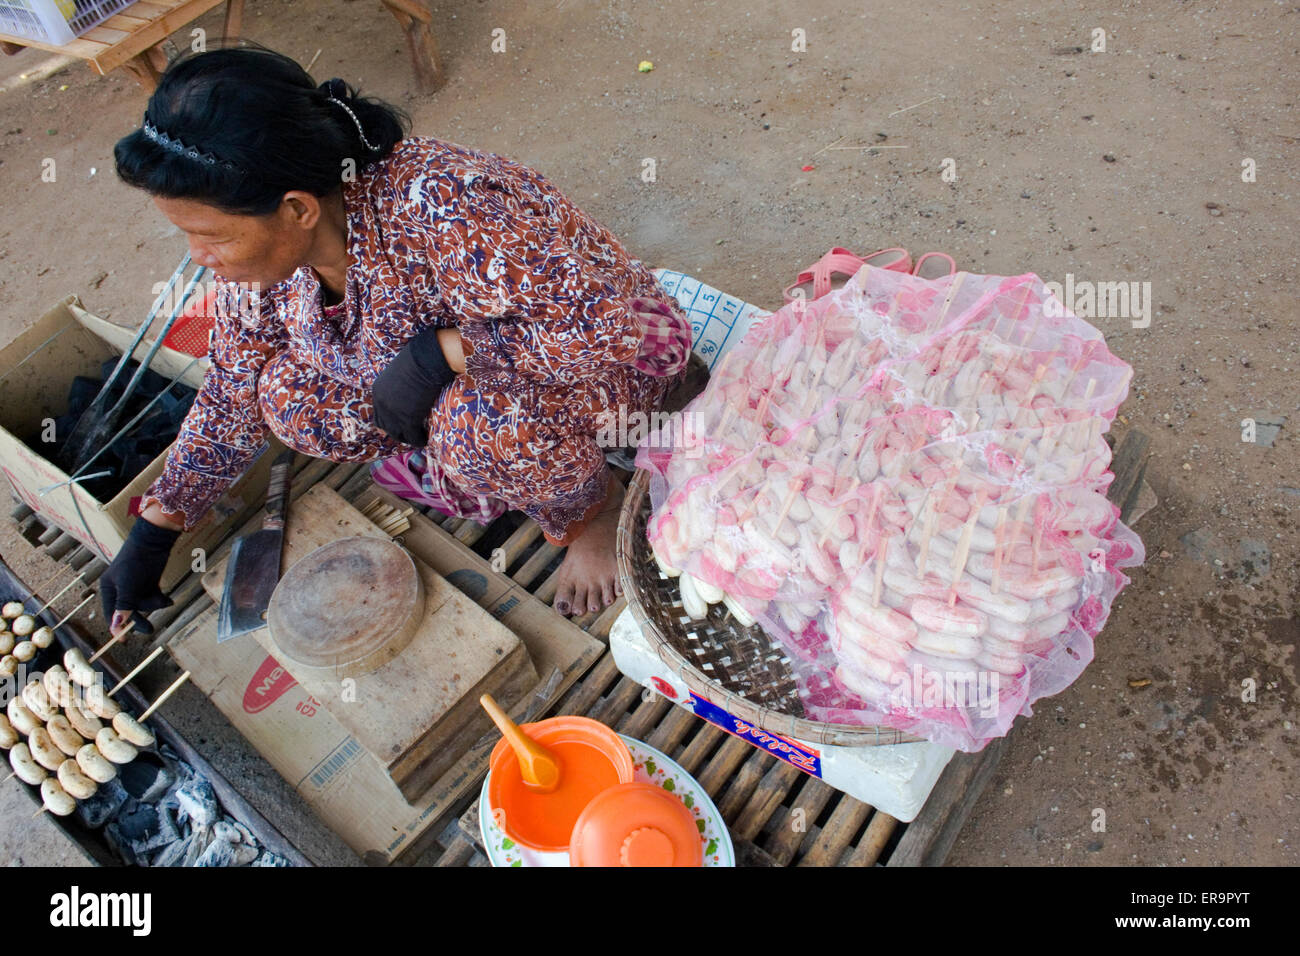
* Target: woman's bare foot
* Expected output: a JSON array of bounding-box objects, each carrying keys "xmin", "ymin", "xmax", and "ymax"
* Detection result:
[{"xmin": 552, "ymin": 473, "xmax": 625, "ymax": 617}]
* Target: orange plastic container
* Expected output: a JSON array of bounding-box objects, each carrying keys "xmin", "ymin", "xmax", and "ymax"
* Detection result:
[
  {"xmin": 569, "ymin": 782, "xmax": 704, "ymax": 867},
  {"xmin": 487, "ymin": 716, "xmax": 634, "ymax": 853}
]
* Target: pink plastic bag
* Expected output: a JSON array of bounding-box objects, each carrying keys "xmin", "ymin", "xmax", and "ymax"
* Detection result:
[{"xmin": 635, "ymin": 267, "xmax": 1144, "ymax": 751}]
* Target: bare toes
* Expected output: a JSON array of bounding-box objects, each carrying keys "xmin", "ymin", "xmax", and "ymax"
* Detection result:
[
  {"xmin": 554, "ymin": 580, "xmax": 575, "ymax": 616},
  {"xmin": 601, "ymin": 578, "xmax": 617, "ymax": 608},
  {"xmin": 570, "ymin": 585, "xmax": 590, "ymax": 618}
]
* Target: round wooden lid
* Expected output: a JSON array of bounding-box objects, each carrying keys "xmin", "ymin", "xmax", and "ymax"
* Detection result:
[{"xmin": 266, "ymin": 537, "xmax": 424, "ymax": 679}]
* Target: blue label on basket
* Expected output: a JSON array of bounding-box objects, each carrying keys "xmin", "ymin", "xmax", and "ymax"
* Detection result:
[{"xmin": 689, "ymin": 693, "xmax": 822, "ymax": 777}]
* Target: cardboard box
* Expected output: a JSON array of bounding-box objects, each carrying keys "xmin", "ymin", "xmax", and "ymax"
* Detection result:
[
  {"xmin": 0, "ymin": 295, "xmax": 279, "ymax": 588},
  {"xmin": 168, "ymin": 490, "xmax": 602, "ymax": 864},
  {"xmin": 201, "ymin": 485, "xmax": 540, "ymax": 801}
]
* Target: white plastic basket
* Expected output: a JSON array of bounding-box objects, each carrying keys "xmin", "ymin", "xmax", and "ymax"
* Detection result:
[{"xmin": 0, "ymin": 0, "xmax": 137, "ymax": 46}]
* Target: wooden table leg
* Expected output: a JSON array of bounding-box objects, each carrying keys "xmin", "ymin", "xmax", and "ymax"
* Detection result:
[
  {"xmin": 381, "ymin": 0, "xmax": 446, "ymax": 92},
  {"xmin": 223, "ymin": 0, "xmax": 244, "ymax": 41},
  {"xmin": 120, "ymin": 52, "xmax": 161, "ymax": 92},
  {"xmin": 145, "ymin": 42, "xmax": 169, "ymax": 74}
]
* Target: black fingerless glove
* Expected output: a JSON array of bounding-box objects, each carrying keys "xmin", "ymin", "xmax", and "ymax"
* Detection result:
[
  {"xmin": 372, "ymin": 326, "xmax": 457, "ymax": 448},
  {"xmin": 99, "ymin": 517, "xmax": 182, "ymax": 635}
]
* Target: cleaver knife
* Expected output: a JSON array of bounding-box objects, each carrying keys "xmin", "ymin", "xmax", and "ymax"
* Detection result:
[{"xmin": 217, "ymin": 449, "xmax": 296, "ymax": 642}]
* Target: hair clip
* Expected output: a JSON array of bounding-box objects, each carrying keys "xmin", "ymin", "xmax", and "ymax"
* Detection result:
[
  {"xmin": 326, "ymin": 97, "xmax": 379, "ymax": 153},
  {"xmin": 142, "ymin": 121, "xmax": 237, "ymax": 170}
]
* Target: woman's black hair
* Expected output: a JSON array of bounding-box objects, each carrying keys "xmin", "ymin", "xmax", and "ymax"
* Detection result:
[{"xmin": 114, "ymin": 42, "xmax": 411, "ymax": 216}]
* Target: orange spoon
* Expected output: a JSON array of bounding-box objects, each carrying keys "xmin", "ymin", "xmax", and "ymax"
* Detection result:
[{"xmin": 480, "ymin": 694, "xmax": 561, "ymax": 792}]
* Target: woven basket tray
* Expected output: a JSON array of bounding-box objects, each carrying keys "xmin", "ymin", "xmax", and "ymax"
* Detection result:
[{"xmin": 616, "ymin": 469, "xmax": 924, "ymax": 747}]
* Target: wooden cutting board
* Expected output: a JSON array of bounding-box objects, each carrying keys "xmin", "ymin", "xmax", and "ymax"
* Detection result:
[
  {"xmin": 203, "ymin": 484, "xmax": 537, "ymax": 800},
  {"xmin": 267, "ymin": 536, "xmax": 426, "ymax": 680}
]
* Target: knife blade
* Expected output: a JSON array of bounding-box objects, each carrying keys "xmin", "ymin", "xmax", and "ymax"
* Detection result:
[{"xmin": 216, "ymin": 449, "xmax": 296, "ymax": 643}]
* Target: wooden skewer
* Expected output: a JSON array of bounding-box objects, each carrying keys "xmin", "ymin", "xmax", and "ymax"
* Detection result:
[
  {"xmin": 872, "ymin": 535, "xmax": 888, "ymax": 608},
  {"xmin": 852, "ymin": 420, "xmax": 873, "ymax": 462},
  {"xmin": 808, "ymin": 326, "xmax": 828, "ymax": 391},
  {"xmin": 755, "ymin": 389, "xmax": 773, "ymax": 430},
  {"xmin": 1071, "ymin": 379, "xmax": 1099, "ymax": 480},
  {"xmin": 917, "ymin": 473, "xmax": 959, "ymax": 571},
  {"xmin": 996, "ymin": 494, "xmax": 1036, "ymax": 594},
  {"xmin": 857, "ymin": 484, "xmax": 883, "ymax": 564},
  {"xmin": 1023, "ymin": 363, "xmax": 1049, "ymax": 403},
  {"xmin": 817, "ymin": 476, "xmax": 859, "ymax": 547},
  {"xmin": 32, "ymin": 806, "xmax": 47, "ymax": 819},
  {"xmin": 138, "ymin": 671, "xmax": 193, "ymax": 723},
  {"xmin": 52, "ymin": 594, "xmax": 95, "ymax": 632},
  {"xmin": 1013, "ymin": 429, "xmax": 1037, "ymax": 471},
  {"xmin": 1080, "ymin": 376, "xmax": 1097, "ymax": 405},
  {"xmin": 31, "ymin": 571, "xmax": 87, "ymax": 619},
  {"xmin": 773, "ymin": 479, "xmax": 804, "ymax": 533},
  {"xmin": 732, "ymin": 471, "xmax": 769, "ymax": 525},
  {"xmin": 378, "ymin": 506, "xmax": 413, "ymax": 528},
  {"xmin": 963, "ymin": 369, "xmax": 988, "ymax": 417},
  {"xmin": 88, "ymin": 616, "xmax": 133, "ymax": 665},
  {"xmin": 990, "ymin": 503, "xmax": 1010, "ymax": 594},
  {"xmin": 108, "ymin": 646, "xmax": 165, "ymax": 697},
  {"xmin": 931, "ymin": 273, "xmax": 967, "ymax": 332},
  {"xmin": 800, "ymin": 391, "xmax": 820, "ymax": 452},
  {"xmin": 915, "ymin": 488, "xmax": 940, "ymax": 575},
  {"xmin": 1034, "ymin": 422, "xmax": 1061, "ymax": 472},
  {"xmin": 88, "ymin": 635, "xmax": 125, "ymax": 666},
  {"xmin": 715, "ymin": 402, "xmax": 737, "ymax": 437},
  {"xmin": 1060, "ymin": 341, "xmax": 1097, "ymax": 397},
  {"xmin": 1031, "ymin": 513, "xmax": 1045, "ymax": 574},
  {"xmin": 1079, "ymin": 416, "xmax": 1101, "ymax": 480},
  {"xmin": 713, "ymin": 350, "xmax": 735, "ymax": 382},
  {"xmin": 948, "ymin": 489, "xmax": 988, "ymax": 606},
  {"xmin": 1017, "ymin": 290, "xmax": 1042, "ymax": 347}
]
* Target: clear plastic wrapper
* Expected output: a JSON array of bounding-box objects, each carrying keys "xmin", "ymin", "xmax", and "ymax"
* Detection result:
[{"xmin": 636, "ymin": 267, "xmax": 1144, "ymax": 751}]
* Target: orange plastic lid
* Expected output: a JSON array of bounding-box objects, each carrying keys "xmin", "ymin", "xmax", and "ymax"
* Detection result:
[
  {"xmin": 568, "ymin": 783, "xmax": 704, "ymax": 867},
  {"xmin": 487, "ymin": 717, "xmax": 635, "ymax": 853}
]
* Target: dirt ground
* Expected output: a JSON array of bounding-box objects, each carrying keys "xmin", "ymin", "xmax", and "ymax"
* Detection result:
[{"xmin": 0, "ymin": 0, "xmax": 1295, "ymax": 866}]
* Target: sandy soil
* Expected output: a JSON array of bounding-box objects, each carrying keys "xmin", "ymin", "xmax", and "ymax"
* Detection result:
[{"xmin": 0, "ymin": 0, "xmax": 1295, "ymax": 866}]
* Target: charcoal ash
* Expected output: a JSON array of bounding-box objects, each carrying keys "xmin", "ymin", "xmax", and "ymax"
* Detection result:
[
  {"xmin": 118, "ymin": 752, "xmax": 175, "ymax": 803},
  {"xmin": 103, "ymin": 822, "xmax": 141, "ymax": 867},
  {"xmin": 139, "ymin": 806, "xmax": 182, "ymax": 853},
  {"xmin": 74, "ymin": 777, "xmax": 130, "ymax": 829},
  {"xmin": 212, "ymin": 820, "xmax": 241, "ymax": 843},
  {"xmin": 93, "ymin": 744, "xmax": 288, "ymax": 867},
  {"xmin": 252, "ymin": 851, "xmax": 292, "ymax": 867},
  {"xmin": 196, "ymin": 838, "xmax": 259, "ymax": 867},
  {"xmin": 151, "ymin": 828, "xmax": 209, "ymax": 868},
  {"xmin": 114, "ymin": 801, "xmax": 161, "ymax": 844},
  {"xmin": 174, "ymin": 778, "xmax": 220, "ymax": 828}
]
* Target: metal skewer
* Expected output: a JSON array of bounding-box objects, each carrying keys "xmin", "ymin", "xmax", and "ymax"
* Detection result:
[{"xmin": 58, "ymin": 255, "xmax": 194, "ymax": 469}]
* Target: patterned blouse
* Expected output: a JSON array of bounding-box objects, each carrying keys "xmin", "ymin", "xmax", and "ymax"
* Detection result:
[{"xmin": 143, "ymin": 136, "xmax": 682, "ymax": 529}]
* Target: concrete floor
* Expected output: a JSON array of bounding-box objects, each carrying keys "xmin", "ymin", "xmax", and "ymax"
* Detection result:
[{"xmin": 0, "ymin": 0, "xmax": 1295, "ymax": 866}]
